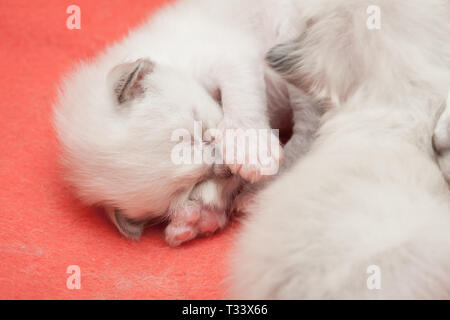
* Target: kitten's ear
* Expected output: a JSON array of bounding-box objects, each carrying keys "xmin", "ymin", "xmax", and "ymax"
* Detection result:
[
  {"xmin": 266, "ymin": 39, "xmax": 301, "ymax": 81},
  {"xmin": 109, "ymin": 58, "xmax": 154, "ymax": 104},
  {"xmin": 106, "ymin": 207, "xmax": 145, "ymax": 240}
]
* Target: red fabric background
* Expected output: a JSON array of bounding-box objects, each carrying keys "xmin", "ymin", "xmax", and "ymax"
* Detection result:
[{"xmin": 0, "ymin": 0, "xmax": 239, "ymax": 299}]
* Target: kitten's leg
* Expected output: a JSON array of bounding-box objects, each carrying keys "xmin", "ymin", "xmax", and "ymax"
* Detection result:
[
  {"xmin": 215, "ymin": 61, "xmax": 283, "ymax": 183},
  {"xmin": 164, "ymin": 176, "xmax": 241, "ymax": 246}
]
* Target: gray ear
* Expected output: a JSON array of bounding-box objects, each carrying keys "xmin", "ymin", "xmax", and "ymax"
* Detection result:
[
  {"xmin": 109, "ymin": 58, "xmax": 154, "ymax": 104},
  {"xmin": 266, "ymin": 39, "xmax": 301, "ymax": 80},
  {"xmin": 106, "ymin": 207, "xmax": 145, "ymax": 240}
]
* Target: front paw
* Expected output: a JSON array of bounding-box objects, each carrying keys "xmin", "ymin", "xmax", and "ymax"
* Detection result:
[{"xmin": 217, "ymin": 122, "xmax": 283, "ymax": 183}]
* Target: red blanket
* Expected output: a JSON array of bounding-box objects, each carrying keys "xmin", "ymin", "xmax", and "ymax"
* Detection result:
[{"xmin": 0, "ymin": 0, "xmax": 238, "ymax": 299}]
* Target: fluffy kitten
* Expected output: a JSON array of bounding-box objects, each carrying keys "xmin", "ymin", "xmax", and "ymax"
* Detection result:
[
  {"xmin": 229, "ymin": 0, "xmax": 450, "ymax": 299},
  {"xmin": 54, "ymin": 0, "xmax": 301, "ymax": 245}
]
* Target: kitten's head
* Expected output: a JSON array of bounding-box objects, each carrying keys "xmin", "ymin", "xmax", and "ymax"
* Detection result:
[{"xmin": 54, "ymin": 58, "xmax": 223, "ymax": 238}]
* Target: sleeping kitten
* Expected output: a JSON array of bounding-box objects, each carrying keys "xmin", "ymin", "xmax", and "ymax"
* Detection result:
[
  {"xmin": 54, "ymin": 0, "xmax": 303, "ymax": 245},
  {"xmin": 229, "ymin": 0, "xmax": 450, "ymax": 299}
]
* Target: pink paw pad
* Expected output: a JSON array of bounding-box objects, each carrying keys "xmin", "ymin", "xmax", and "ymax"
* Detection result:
[
  {"xmin": 174, "ymin": 229, "xmax": 194, "ymax": 242},
  {"xmin": 238, "ymin": 163, "xmax": 262, "ymax": 184},
  {"xmin": 198, "ymin": 208, "xmax": 227, "ymax": 234},
  {"xmin": 164, "ymin": 206, "xmax": 228, "ymax": 246}
]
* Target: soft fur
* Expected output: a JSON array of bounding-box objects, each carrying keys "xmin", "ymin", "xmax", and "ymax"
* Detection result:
[{"xmin": 229, "ymin": 0, "xmax": 450, "ymax": 299}]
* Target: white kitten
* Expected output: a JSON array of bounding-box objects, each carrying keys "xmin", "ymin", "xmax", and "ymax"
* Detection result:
[
  {"xmin": 229, "ymin": 0, "xmax": 450, "ymax": 299},
  {"xmin": 54, "ymin": 0, "xmax": 299, "ymax": 245}
]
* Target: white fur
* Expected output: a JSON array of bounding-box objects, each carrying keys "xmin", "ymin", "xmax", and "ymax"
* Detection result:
[{"xmin": 229, "ymin": 0, "xmax": 450, "ymax": 299}]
